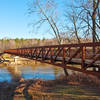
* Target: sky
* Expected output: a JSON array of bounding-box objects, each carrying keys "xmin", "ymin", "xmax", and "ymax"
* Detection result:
[
  {"xmin": 0, "ymin": 0, "xmax": 49, "ymax": 39},
  {"xmin": 0, "ymin": 0, "xmax": 66, "ymax": 39},
  {"xmin": 0, "ymin": 0, "xmax": 30, "ymax": 39}
]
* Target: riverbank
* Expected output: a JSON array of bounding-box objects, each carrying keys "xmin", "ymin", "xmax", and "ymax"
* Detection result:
[
  {"xmin": 0, "ymin": 54, "xmax": 100, "ymax": 100},
  {"xmin": 0, "ymin": 53, "xmax": 42, "ymax": 66},
  {"xmin": 0, "ymin": 73, "xmax": 100, "ymax": 100}
]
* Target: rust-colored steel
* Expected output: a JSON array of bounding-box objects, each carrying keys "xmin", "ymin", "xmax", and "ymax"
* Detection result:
[
  {"xmin": 4, "ymin": 42, "xmax": 100, "ymax": 77},
  {"xmin": 81, "ymin": 46, "xmax": 86, "ymax": 69},
  {"xmin": 62, "ymin": 47, "xmax": 66, "ymax": 65}
]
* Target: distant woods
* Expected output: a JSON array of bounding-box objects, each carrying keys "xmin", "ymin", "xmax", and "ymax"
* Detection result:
[
  {"xmin": 0, "ymin": 38, "xmax": 91, "ymax": 52},
  {"xmin": 0, "ymin": 38, "xmax": 45, "ymax": 52},
  {"xmin": 28, "ymin": 0, "xmax": 100, "ymax": 44}
]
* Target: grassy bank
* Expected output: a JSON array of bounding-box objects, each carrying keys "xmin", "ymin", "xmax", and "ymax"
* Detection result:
[
  {"xmin": 0, "ymin": 73, "xmax": 100, "ymax": 100},
  {"xmin": 0, "ymin": 54, "xmax": 100, "ymax": 100}
]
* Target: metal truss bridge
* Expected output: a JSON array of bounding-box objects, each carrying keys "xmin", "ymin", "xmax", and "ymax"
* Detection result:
[{"xmin": 4, "ymin": 42, "xmax": 100, "ymax": 77}]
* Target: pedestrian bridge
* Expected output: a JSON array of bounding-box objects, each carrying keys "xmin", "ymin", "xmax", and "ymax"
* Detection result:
[{"xmin": 4, "ymin": 42, "xmax": 100, "ymax": 77}]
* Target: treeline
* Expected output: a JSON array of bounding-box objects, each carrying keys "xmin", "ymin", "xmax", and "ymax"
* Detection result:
[
  {"xmin": 0, "ymin": 37, "xmax": 91, "ymax": 52},
  {"xmin": 0, "ymin": 38, "xmax": 56, "ymax": 52}
]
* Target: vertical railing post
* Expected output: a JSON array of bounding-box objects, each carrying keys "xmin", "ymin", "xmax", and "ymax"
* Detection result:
[
  {"xmin": 24, "ymin": 49, "xmax": 25, "ymax": 56},
  {"xmin": 93, "ymin": 43, "xmax": 97, "ymax": 71},
  {"xmin": 28, "ymin": 49, "xmax": 31, "ymax": 57},
  {"xmin": 17, "ymin": 49, "xmax": 18, "ymax": 55},
  {"xmin": 82, "ymin": 46, "xmax": 86, "ymax": 70},
  {"xmin": 51, "ymin": 48, "xmax": 53, "ymax": 63},
  {"xmin": 35, "ymin": 48, "xmax": 38, "ymax": 64},
  {"xmin": 36, "ymin": 48, "xmax": 38, "ymax": 60},
  {"xmin": 69, "ymin": 47, "xmax": 71, "ymax": 57},
  {"xmin": 42, "ymin": 47, "xmax": 44, "ymax": 61},
  {"xmin": 26, "ymin": 49, "xmax": 27, "ymax": 57},
  {"xmin": 26, "ymin": 49, "xmax": 28, "ymax": 57},
  {"xmin": 27, "ymin": 49, "xmax": 29, "ymax": 57},
  {"xmin": 28, "ymin": 49, "xmax": 29, "ymax": 57},
  {"xmin": 63, "ymin": 47, "xmax": 66, "ymax": 65},
  {"xmin": 32, "ymin": 49, "xmax": 35, "ymax": 58},
  {"xmin": 27, "ymin": 49, "xmax": 28, "ymax": 57},
  {"xmin": 21, "ymin": 49, "xmax": 23, "ymax": 56},
  {"xmin": 24, "ymin": 49, "xmax": 26, "ymax": 57},
  {"xmin": 24, "ymin": 49, "xmax": 26, "ymax": 56},
  {"xmin": 63, "ymin": 47, "xmax": 69, "ymax": 76},
  {"xmin": 22, "ymin": 49, "xmax": 24, "ymax": 56},
  {"xmin": 30, "ymin": 49, "xmax": 33, "ymax": 58},
  {"xmin": 20, "ymin": 49, "xmax": 21, "ymax": 55}
]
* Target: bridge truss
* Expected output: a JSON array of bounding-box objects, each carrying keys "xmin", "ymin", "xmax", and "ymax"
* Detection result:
[{"xmin": 4, "ymin": 42, "xmax": 100, "ymax": 77}]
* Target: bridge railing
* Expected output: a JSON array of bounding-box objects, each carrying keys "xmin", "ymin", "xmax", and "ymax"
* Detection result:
[{"xmin": 4, "ymin": 42, "xmax": 100, "ymax": 76}]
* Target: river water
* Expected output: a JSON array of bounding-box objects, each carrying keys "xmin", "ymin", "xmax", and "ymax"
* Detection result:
[
  {"xmin": 0, "ymin": 62, "xmax": 65, "ymax": 82},
  {"xmin": 0, "ymin": 60, "xmax": 72, "ymax": 100}
]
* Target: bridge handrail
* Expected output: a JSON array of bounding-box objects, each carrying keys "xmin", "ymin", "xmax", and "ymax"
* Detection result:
[{"xmin": 4, "ymin": 42, "xmax": 100, "ymax": 51}]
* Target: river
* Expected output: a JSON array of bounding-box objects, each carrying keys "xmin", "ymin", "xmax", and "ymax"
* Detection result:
[{"xmin": 0, "ymin": 61, "xmax": 65, "ymax": 82}]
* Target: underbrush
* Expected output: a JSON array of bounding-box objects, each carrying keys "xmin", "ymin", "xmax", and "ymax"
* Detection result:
[{"xmin": 66, "ymin": 73, "xmax": 100, "ymax": 88}]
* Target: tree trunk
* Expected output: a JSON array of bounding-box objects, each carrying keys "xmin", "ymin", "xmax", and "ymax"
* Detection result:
[
  {"xmin": 92, "ymin": 0, "xmax": 97, "ymax": 71},
  {"xmin": 92, "ymin": 0, "xmax": 96, "ymax": 52}
]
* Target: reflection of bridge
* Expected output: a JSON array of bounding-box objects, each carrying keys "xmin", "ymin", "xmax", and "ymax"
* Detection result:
[{"xmin": 4, "ymin": 42, "xmax": 100, "ymax": 77}]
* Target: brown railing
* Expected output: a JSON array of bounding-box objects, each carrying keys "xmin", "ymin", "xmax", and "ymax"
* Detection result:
[{"xmin": 4, "ymin": 42, "xmax": 100, "ymax": 77}]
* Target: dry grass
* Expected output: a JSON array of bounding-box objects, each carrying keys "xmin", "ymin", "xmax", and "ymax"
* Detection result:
[
  {"xmin": 67, "ymin": 72, "xmax": 100, "ymax": 88},
  {"xmin": 0, "ymin": 73, "xmax": 100, "ymax": 100}
]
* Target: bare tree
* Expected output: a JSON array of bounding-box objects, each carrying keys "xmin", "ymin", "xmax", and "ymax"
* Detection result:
[
  {"xmin": 28, "ymin": 0, "xmax": 62, "ymax": 44},
  {"xmin": 80, "ymin": 0, "xmax": 100, "ymax": 41},
  {"xmin": 65, "ymin": 0, "xmax": 100, "ymax": 43},
  {"xmin": 65, "ymin": 5, "xmax": 82, "ymax": 43},
  {"xmin": 28, "ymin": 0, "xmax": 69, "ymax": 76}
]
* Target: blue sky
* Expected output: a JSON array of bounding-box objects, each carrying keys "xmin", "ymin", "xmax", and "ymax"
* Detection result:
[
  {"xmin": 0, "ymin": 0, "xmax": 70, "ymax": 39},
  {"xmin": 0, "ymin": 0, "xmax": 30, "ymax": 39},
  {"xmin": 0, "ymin": 0, "xmax": 48, "ymax": 39}
]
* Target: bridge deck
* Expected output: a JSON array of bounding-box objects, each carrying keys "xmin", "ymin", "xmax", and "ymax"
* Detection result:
[
  {"xmin": 4, "ymin": 42, "xmax": 100, "ymax": 77},
  {"xmin": 38, "ymin": 55, "xmax": 100, "ymax": 65}
]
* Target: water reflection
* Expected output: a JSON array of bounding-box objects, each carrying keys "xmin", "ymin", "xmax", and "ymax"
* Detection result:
[
  {"xmin": 0, "ymin": 68, "xmax": 12, "ymax": 82},
  {"xmin": 21, "ymin": 66, "xmax": 62, "ymax": 80},
  {"xmin": 0, "ymin": 63, "xmax": 64, "ymax": 82}
]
